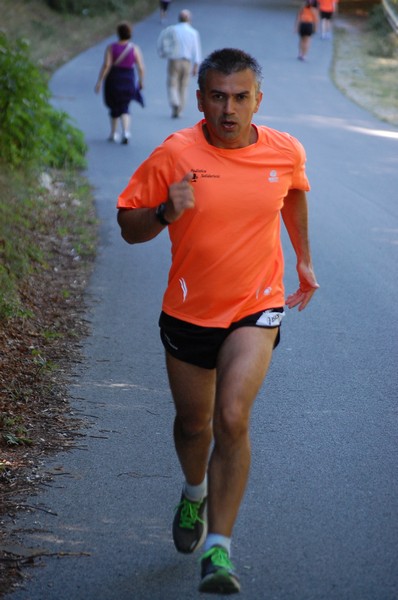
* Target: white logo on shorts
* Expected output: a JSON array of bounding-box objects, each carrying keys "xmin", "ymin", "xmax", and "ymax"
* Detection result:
[{"xmin": 256, "ymin": 309, "xmax": 285, "ymax": 327}]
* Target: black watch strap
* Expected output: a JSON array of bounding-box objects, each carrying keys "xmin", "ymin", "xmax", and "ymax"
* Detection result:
[{"xmin": 155, "ymin": 202, "xmax": 171, "ymax": 226}]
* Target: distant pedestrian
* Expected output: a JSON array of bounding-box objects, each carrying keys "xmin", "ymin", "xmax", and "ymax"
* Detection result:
[
  {"xmin": 159, "ymin": 0, "xmax": 172, "ymax": 24},
  {"xmin": 157, "ymin": 9, "xmax": 201, "ymax": 118},
  {"xmin": 296, "ymin": 0, "xmax": 319, "ymax": 61},
  {"xmin": 318, "ymin": 0, "xmax": 339, "ymax": 39},
  {"xmin": 95, "ymin": 21, "xmax": 145, "ymax": 144}
]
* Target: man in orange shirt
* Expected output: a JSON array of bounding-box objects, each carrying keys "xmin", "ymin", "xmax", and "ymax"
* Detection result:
[
  {"xmin": 318, "ymin": 0, "xmax": 339, "ymax": 39},
  {"xmin": 117, "ymin": 48, "xmax": 319, "ymax": 595}
]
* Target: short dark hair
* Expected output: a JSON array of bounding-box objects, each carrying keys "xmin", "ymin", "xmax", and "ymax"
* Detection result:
[
  {"xmin": 117, "ymin": 21, "xmax": 132, "ymax": 41},
  {"xmin": 198, "ymin": 48, "xmax": 263, "ymax": 92}
]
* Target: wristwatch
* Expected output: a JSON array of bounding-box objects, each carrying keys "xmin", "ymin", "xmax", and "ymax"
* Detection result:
[{"xmin": 155, "ymin": 202, "xmax": 171, "ymax": 226}]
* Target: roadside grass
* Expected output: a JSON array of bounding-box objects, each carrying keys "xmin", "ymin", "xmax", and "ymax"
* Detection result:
[
  {"xmin": 0, "ymin": 167, "xmax": 97, "ymax": 319},
  {"xmin": 0, "ymin": 165, "xmax": 98, "ymax": 545},
  {"xmin": 333, "ymin": 8, "xmax": 398, "ymax": 126},
  {"xmin": 1, "ymin": 0, "xmax": 158, "ymax": 72}
]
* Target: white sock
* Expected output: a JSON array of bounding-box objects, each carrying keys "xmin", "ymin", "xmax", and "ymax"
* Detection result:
[
  {"xmin": 183, "ymin": 476, "xmax": 207, "ymax": 502},
  {"xmin": 204, "ymin": 534, "xmax": 231, "ymax": 555}
]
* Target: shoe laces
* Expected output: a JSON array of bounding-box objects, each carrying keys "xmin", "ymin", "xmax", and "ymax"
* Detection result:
[
  {"xmin": 176, "ymin": 497, "xmax": 205, "ymax": 529},
  {"xmin": 201, "ymin": 546, "xmax": 234, "ymax": 571}
]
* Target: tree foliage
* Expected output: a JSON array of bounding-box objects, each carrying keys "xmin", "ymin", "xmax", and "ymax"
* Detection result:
[
  {"xmin": 46, "ymin": 0, "xmax": 126, "ymax": 15},
  {"xmin": 367, "ymin": 4, "xmax": 398, "ymax": 56},
  {"xmin": 0, "ymin": 33, "xmax": 86, "ymax": 169}
]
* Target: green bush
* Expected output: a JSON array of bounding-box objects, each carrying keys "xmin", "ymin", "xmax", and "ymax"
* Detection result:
[
  {"xmin": 367, "ymin": 5, "xmax": 397, "ymax": 58},
  {"xmin": 0, "ymin": 33, "xmax": 86, "ymax": 170},
  {"xmin": 368, "ymin": 4, "xmax": 391, "ymax": 32},
  {"xmin": 46, "ymin": 0, "xmax": 125, "ymax": 15}
]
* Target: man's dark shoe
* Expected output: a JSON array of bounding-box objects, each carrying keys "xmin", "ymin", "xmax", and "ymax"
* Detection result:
[
  {"xmin": 172, "ymin": 492, "xmax": 207, "ymax": 553},
  {"xmin": 199, "ymin": 545, "xmax": 241, "ymax": 594}
]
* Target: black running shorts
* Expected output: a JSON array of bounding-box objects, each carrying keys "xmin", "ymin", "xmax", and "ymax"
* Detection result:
[
  {"xmin": 299, "ymin": 22, "xmax": 314, "ymax": 37},
  {"xmin": 159, "ymin": 308, "xmax": 284, "ymax": 369}
]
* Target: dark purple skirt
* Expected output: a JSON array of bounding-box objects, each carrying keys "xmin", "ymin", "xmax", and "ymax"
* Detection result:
[{"xmin": 104, "ymin": 66, "xmax": 144, "ymax": 118}]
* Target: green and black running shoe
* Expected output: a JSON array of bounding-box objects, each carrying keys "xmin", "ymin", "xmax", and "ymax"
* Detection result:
[
  {"xmin": 199, "ymin": 545, "xmax": 241, "ymax": 594},
  {"xmin": 172, "ymin": 492, "xmax": 207, "ymax": 554}
]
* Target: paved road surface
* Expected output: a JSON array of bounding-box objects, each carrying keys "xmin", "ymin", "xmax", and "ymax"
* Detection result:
[{"xmin": 4, "ymin": 1, "xmax": 398, "ymax": 598}]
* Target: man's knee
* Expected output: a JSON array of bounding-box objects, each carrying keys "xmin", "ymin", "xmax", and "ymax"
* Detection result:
[
  {"xmin": 175, "ymin": 414, "xmax": 212, "ymax": 439},
  {"xmin": 213, "ymin": 405, "xmax": 249, "ymax": 445}
]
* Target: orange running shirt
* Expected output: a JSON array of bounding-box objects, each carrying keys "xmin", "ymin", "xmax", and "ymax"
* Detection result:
[
  {"xmin": 299, "ymin": 6, "xmax": 318, "ymax": 23},
  {"xmin": 318, "ymin": 0, "xmax": 338, "ymax": 12},
  {"xmin": 117, "ymin": 120, "xmax": 310, "ymax": 327}
]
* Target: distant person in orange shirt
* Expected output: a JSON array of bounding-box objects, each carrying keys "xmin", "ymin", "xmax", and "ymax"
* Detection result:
[
  {"xmin": 318, "ymin": 0, "xmax": 339, "ymax": 38},
  {"xmin": 117, "ymin": 48, "xmax": 319, "ymax": 595},
  {"xmin": 296, "ymin": 0, "xmax": 319, "ymax": 60}
]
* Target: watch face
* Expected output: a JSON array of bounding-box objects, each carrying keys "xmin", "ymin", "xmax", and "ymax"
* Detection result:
[{"xmin": 156, "ymin": 203, "xmax": 169, "ymax": 225}]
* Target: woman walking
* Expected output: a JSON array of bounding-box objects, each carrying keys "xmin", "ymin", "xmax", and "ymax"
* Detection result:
[{"xmin": 95, "ymin": 22, "xmax": 145, "ymax": 144}]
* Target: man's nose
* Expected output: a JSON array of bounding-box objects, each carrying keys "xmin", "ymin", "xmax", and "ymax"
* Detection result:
[{"xmin": 224, "ymin": 97, "xmax": 235, "ymax": 114}]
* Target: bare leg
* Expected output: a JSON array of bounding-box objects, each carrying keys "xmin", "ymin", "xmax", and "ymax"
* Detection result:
[
  {"xmin": 121, "ymin": 113, "xmax": 130, "ymax": 141},
  {"xmin": 208, "ymin": 327, "xmax": 277, "ymax": 536},
  {"xmin": 321, "ymin": 18, "xmax": 330, "ymax": 38},
  {"xmin": 166, "ymin": 326, "xmax": 276, "ymax": 537},
  {"xmin": 299, "ymin": 36, "xmax": 310, "ymax": 59},
  {"xmin": 166, "ymin": 354, "xmax": 215, "ymax": 486},
  {"xmin": 109, "ymin": 117, "xmax": 118, "ymax": 140}
]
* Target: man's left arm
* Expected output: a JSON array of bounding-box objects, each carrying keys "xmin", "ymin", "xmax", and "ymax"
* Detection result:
[{"xmin": 281, "ymin": 188, "xmax": 319, "ymax": 311}]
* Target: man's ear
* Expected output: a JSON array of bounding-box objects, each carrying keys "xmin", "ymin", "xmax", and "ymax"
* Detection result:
[
  {"xmin": 254, "ymin": 90, "xmax": 263, "ymax": 114},
  {"xmin": 196, "ymin": 89, "xmax": 204, "ymax": 112}
]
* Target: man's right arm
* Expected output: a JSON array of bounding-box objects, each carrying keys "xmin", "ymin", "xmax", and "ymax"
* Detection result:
[
  {"xmin": 117, "ymin": 172, "xmax": 195, "ymax": 244},
  {"xmin": 117, "ymin": 207, "xmax": 167, "ymax": 244}
]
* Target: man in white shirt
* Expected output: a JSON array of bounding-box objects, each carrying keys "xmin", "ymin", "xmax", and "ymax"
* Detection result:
[{"xmin": 162, "ymin": 10, "xmax": 202, "ymax": 118}]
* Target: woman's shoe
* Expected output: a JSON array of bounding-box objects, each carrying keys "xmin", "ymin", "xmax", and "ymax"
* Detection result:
[{"xmin": 121, "ymin": 132, "xmax": 130, "ymax": 145}]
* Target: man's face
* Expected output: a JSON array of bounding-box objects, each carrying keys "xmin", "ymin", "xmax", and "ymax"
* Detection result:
[{"xmin": 196, "ymin": 68, "xmax": 263, "ymax": 149}]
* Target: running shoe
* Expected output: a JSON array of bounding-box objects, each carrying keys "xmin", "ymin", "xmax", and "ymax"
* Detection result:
[
  {"xmin": 172, "ymin": 492, "xmax": 207, "ymax": 553},
  {"xmin": 199, "ymin": 545, "xmax": 241, "ymax": 594}
]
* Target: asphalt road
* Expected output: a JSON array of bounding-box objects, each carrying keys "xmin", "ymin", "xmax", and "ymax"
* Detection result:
[{"xmin": 4, "ymin": 1, "xmax": 398, "ymax": 598}]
